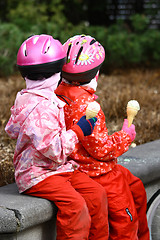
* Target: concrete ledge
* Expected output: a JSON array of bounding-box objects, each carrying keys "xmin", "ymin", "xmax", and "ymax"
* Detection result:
[
  {"xmin": 0, "ymin": 140, "xmax": 159, "ymax": 239},
  {"xmin": 118, "ymin": 139, "xmax": 160, "ymax": 184},
  {"xmin": 0, "ymin": 184, "xmax": 57, "ymax": 240}
]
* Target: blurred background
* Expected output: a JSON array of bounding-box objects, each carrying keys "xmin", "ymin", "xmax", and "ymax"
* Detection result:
[
  {"xmin": 0, "ymin": 0, "xmax": 160, "ymax": 186},
  {"xmin": 0, "ymin": 0, "xmax": 160, "ymax": 75}
]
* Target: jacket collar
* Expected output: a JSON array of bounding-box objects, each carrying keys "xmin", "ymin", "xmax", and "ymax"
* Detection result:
[{"xmin": 62, "ymin": 79, "xmax": 98, "ymax": 99}]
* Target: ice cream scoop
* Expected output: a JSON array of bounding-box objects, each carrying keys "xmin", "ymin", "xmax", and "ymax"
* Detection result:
[
  {"xmin": 86, "ymin": 101, "xmax": 100, "ymax": 119},
  {"xmin": 127, "ymin": 100, "xmax": 140, "ymax": 127}
]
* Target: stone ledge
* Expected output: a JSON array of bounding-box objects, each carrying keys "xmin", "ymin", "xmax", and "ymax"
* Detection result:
[
  {"xmin": 118, "ymin": 139, "xmax": 160, "ymax": 184},
  {"xmin": 0, "ymin": 140, "xmax": 159, "ymax": 238},
  {"xmin": 0, "ymin": 183, "xmax": 57, "ymax": 234}
]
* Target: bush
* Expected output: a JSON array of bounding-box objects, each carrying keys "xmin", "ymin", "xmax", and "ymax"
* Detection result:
[
  {"xmin": 130, "ymin": 14, "xmax": 149, "ymax": 33},
  {"xmin": 105, "ymin": 32, "xmax": 143, "ymax": 68},
  {"xmin": 0, "ymin": 23, "xmax": 24, "ymax": 76},
  {"xmin": 1, "ymin": 14, "xmax": 160, "ymax": 77},
  {"xmin": 140, "ymin": 30, "xmax": 160, "ymax": 64}
]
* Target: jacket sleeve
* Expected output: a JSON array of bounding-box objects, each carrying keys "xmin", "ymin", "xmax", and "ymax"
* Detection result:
[
  {"xmin": 25, "ymin": 100, "xmax": 78, "ymax": 163},
  {"xmin": 64, "ymin": 97, "xmax": 131, "ymax": 161},
  {"xmin": 81, "ymin": 108, "xmax": 132, "ymax": 161}
]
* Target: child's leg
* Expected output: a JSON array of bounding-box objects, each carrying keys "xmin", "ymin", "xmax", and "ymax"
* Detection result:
[
  {"xmin": 24, "ymin": 172, "xmax": 91, "ymax": 240},
  {"xmin": 94, "ymin": 166, "xmax": 139, "ymax": 240},
  {"xmin": 117, "ymin": 164, "xmax": 150, "ymax": 240},
  {"xmin": 70, "ymin": 170, "xmax": 109, "ymax": 240}
]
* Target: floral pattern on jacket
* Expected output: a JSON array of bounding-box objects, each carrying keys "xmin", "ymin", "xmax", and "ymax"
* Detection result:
[
  {"xmin": 5, "ymin": 89, "xmax": 78, "ymax": 192},
  {"xmin": 55, "ymin": 82, "xmax": 132, "ymax": 177}
]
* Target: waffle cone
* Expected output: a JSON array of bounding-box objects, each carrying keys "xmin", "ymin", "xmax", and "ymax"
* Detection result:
[
  {"xmin": 86, "ymin": 109, "xmax": 98, "ymax": 119},
  {"xmin": 127, "ymin": 108, "xmax": 138, "ymax": 127}
]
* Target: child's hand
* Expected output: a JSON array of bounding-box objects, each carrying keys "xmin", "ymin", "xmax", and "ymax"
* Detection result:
[
  {"xmin": 71, "ymin": 115, "xmax": 97, "ymax": 140},
  {"xmin": 122, "ymin": 119, "xmax": 136, "ymax": 142},
  {"xmin": 77, "ymin": 116, "xmax": 97, "ymax": 136}
]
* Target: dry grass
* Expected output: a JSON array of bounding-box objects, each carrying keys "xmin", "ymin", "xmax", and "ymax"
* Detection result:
[
  {"xmin": 0, "ymin": 69, "xmax": 160, "ymax": 187},
  {"xmin": 97, "ymin": 68, "xmax": 160, "ymax": 145}
]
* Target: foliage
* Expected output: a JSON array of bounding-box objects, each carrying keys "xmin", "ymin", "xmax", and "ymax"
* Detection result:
[
  {"xmin": 7, "ymin": 0, "xmax": 67, "ymax": 33},
  {"xmin": 105, "ymin": 32, "xmax": 145, "ymax": 68},
  {"xmin": 140, "ymin": 30, "xmax": 160, "ymax": 63},
  {"xmin": 130, "ymin": 14, "xmax": 150, "ymax": 33},
  {"xmin": 0, "ymin": 23, "xmax": 23, "ymax": 76},
  {"xmin": 0, "ymin": 4, "xmax": 160, "ymax": 76}
]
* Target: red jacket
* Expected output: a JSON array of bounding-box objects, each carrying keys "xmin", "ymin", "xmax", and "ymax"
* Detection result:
[{"xmin": 55, "ymin": 82, "xmax": 131, "ymax": 177}]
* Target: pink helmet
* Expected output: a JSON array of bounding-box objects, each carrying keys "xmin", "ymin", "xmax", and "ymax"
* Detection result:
[
  {"xmin": 17, "ymin": 34, "xmax": 66, "ymax": 79},
  {"xmin": 62, "ymin": 34, "xmax": 105, "ymax": 83}
]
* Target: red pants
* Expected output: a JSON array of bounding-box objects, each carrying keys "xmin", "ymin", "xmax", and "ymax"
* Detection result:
[
  {"xmin": 24, "ymin": 170, "xmax": 109, "ymax": 240},
  {"xmin": 94, "ymin": 165, "xmax": 139, "ymax": 240},
  {"xmin": 117, "ymin": 165, "xmax": 150, "ymax": 240}
]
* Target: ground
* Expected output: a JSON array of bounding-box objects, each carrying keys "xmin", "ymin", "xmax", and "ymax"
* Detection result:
[{"xmin": 0, "ymin": 68, "xmax": 160, "ymax": 187}]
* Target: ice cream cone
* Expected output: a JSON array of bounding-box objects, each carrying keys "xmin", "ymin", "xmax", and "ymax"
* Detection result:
[
  {"xmin": 127, "ymin": 108, "xmax": 138, "ymax": 127},
  {"xmin": 127, "ymin": 100, "xmax": 140, "ymax": 127},
  {"xmin": 86, "ymin": 109, "xmax": 98, "ymax": 119},
  {"xmin": 86, "ymin": 101, "xmax": 100, "ymax": 119}
]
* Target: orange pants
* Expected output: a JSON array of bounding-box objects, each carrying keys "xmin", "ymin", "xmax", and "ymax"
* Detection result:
[
  {"xmin": 117, "ymin": 165, "xmax": 150, "ymax": 240},
  {"xmin": 24, "ymin": 170, "xmax": 109, "ymax": 240},
  {"xmin": 94, "ymin": 165, "xmax": 139, "ymax": 240},
  {"xmin": 94, "ymin": 164, "xmax": 150, "ymax": 240}
]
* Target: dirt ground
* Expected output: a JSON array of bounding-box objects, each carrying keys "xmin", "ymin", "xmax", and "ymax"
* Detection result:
[{"xmin": 0, "ymin": 68, "xmax": 160, "ymax": 187}]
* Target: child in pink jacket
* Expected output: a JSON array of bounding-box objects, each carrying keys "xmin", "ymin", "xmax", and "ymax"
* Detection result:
[
  {"xmin": 55, "ymin": 34, "xmax": 150, "ymax": 240},
  {"xmin": 5, "ymin": 34, "xmax": 109, "ymax": 240}
]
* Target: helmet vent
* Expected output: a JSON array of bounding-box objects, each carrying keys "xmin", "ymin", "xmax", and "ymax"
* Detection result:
[
  {"xmin": 44, "ymin": 46, "xmax": 50, "ymax": 54},
  {"xmin": 75, "ymin": 46, "xmax": 83, "ymax": 64},
  {"xmin": 23, "ymin": 44, "xmax": 27, "ymax": 57},
  {"xmin": 43, "ymin": 39, "xmax": 51, "ymax": 54},
  {"xmin": 66, "ymin": 43, "xmax": 72, "ymax": 63},
  {"xmin": 33, "ymin": 36, "xmax": 39, "ymax": 44},
  {"xmin": 90, "ymin": 39, "xmax": 96, "ymax": 45}
]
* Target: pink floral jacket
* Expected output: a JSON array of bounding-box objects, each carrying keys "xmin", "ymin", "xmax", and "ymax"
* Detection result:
[{"xmin": 5, "ymin": 89, "xmax": 78, "ymax": 193}]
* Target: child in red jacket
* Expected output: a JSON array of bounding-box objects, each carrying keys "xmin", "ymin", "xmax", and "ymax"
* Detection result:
[{"xmin": 55, "ymin": 34, "xmax": 150, "ymax": 240}]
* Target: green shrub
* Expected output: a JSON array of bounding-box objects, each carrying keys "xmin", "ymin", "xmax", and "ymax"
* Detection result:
[
  {"xmin": 125, "ymin": 34, "xmax": 143, "ymax": 64},
  {"xmin": 105, "ymin": 32, "xmax": 143, "ymax": 67},
  {"xmin": 106, "ymin": 32, "xmax": 128, "ymax": 67},
  {"xmin": 0, "ymin": 23, "xmax": 23, "ymax": 76},
  {"xmin": 7, "ymin": 0, "xmax": 48, "ymax": 32},
  {"xmin": 0, "ymin": 13, "xmax": 160, "ymax": 77},
  {"xmin": 7, "ymin": 0, "xmax": 67, "ymax": 34},
  {"xmin": 138, "ymin": 29, "xmax": 160, "ymax": 65},
  {"xmin": 130, "ymin": 14, "xmax": 149, "ymax": 33}
]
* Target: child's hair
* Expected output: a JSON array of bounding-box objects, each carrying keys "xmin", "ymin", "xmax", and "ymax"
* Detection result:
[
  {"xmin": 62, "ymin": 34, "xmax": 105, "ymax": 84},
  {"xmin": 17, "ymin": 34, "xmax": 66, "ymax": 80}
]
